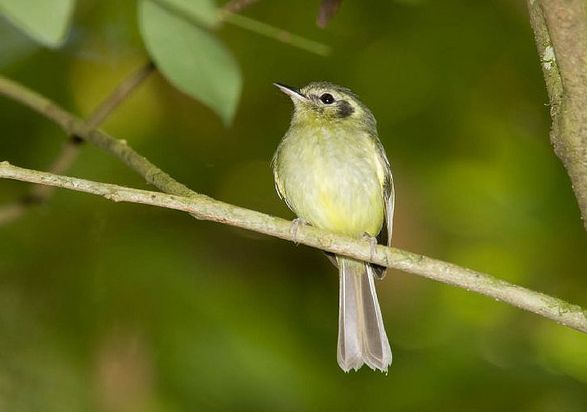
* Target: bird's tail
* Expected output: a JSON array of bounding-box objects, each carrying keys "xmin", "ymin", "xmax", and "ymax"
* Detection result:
[{"xmin": 337, "ymin": 257, "xmax": 392, "ymax": 372}]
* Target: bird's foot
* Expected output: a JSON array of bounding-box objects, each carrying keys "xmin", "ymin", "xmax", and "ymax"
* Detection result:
[
  {"xmin": 290, "ymin": 218, "xmax": 309, "ymax": 245},
  {"xmin": 362, "ymin": 233, "xmax": 387, "ymax": 279},
  {"xmin": 362, "ymin": 232, "xmax": 379, "ymax": 263}
]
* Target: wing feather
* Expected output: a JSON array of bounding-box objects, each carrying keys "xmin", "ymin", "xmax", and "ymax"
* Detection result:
[{"xmin": 373, "ymin": 137, "xmax": 394, "ymax": 279}]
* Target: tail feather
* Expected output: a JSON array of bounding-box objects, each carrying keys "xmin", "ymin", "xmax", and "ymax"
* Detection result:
[{"xmin": 337, "ymin": 257, "xmax": 392, "ymax": 373}]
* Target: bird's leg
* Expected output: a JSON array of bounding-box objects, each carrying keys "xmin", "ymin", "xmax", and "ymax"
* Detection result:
[
  {"xmin": 362, "ymin": 232, "xmax": 379, "ymax": 263},
  {"xmin": 290, "ymin": 217, "xmax": 309, "ymax": 245},
  {"xmin": 362, "ymin": 233, "xmax": 387, "ymax": 279}
]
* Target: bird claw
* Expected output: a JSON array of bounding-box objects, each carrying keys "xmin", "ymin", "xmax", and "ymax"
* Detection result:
[
  {"xmin": 290, "ymin": 218, "xmax": 309, "ymax": 244},
  {"xmin": 363, "ymin": 233, "xmax": 386, "ymax": 279},
  {"xmin": 362, "ymin": 232, "xmax": 378, "ymax": 262}
]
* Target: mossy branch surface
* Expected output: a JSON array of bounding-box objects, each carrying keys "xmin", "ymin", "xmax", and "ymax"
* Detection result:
[
  {"xmin": 527, "ymin": 0, "xmax": 587, "ymax": 230},
  {"xmin": 1, "ymin": 72, "xmax": 586, "ymax": 334}
]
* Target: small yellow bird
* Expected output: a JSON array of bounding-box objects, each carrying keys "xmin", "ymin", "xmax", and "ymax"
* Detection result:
[{"xmin": 272, "ymin": 82, "xmax": 394, "ymax": 372}]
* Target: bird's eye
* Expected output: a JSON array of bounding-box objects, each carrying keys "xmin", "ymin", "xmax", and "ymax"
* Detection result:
[{"xmin": 319, "ymin": 93, "xmax": 335, "ymax": 104}]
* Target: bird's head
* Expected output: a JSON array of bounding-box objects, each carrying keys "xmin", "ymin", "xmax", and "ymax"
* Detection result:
[{"xmin": 274, "ymin": 81, "xmax": 376, "ymax": 130}]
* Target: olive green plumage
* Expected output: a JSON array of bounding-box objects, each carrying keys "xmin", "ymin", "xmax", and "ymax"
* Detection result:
[{"xmin": 272, "ymin": 81, "xmax": 394, "ymax": 372}]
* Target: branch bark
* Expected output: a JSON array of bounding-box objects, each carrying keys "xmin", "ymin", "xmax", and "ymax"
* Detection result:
[
  {"xmin": 0, "ymin": 62, "xmax": 155, "ymax": 225},
  {"xmin": 527, "ymin": 0, "xmax": 587, "ymax": 230},
  {"xmin": 1, "ymin": 161, "xmax": 585, "ymax": 334}
]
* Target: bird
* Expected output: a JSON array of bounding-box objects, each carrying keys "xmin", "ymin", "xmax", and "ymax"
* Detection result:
[{"xmin": 272, "ymin": 81, "xmax": 394, "ymax": 372}]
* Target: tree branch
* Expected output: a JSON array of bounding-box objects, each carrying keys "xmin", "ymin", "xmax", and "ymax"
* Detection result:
[
  {"xmin": 527, "ymin": 0, "xmax": 587, "ymax": 230},
  {"xmin": 0, "ymin": 74, "xmax": 585, "ymax": 335},
  {"xmin": 1, "ymin": 161, "xmax": 585, "ymax": 334},
  {"xmin": 0, "ymin": 61, "xmax": 155, "ymax": 225}
]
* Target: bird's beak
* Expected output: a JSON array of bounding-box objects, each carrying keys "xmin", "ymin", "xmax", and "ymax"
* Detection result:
[{"xmin": 273, "ymin": 83, "xmax": 307, "ymax": 102}]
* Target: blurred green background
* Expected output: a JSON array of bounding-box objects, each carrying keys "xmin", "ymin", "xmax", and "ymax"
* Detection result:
[{"xmin": 1, "ymin": 0, "xmax": 587, "ymax": 411}]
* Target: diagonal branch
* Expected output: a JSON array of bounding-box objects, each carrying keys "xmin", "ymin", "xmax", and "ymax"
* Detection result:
[
  {"xmin": 83, "ymin": 62, "xmax": 157, "ymax": 131},
  {"xmin": 0, "ymin": 74, "xmax": 195, "ymax": 197},
  {"xmin": 1, "ymin": 161, "xmax": 585, "ymax": 334},
  {"xmin": 0, "ymin": 61, "xmax": 155, "ymax": 225},
  {"xmin": 527, "ymin": 0, "xmax": 587, "ymax": 230}
]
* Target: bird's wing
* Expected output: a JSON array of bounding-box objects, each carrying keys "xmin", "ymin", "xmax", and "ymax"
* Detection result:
[
  {"xmin": 373, "ymin": 138, "xmax": 394, "ymax": 279},
  {"xmin": 373, "ymin": 138, "xmax": 394, "ymax": 247},
  {"xmin": 273, "ymin": 166, "xmax": 286, "ymax": 202},
  {"xmin": 383, "ymin": 172, "xmax": 395, "ymax": 247},
  {"xmin": 271, "ymin": 148, "xmax": 295, "ymax": 212}
]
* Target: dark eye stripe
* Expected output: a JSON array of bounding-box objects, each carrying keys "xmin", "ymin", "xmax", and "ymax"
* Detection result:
[{"xmin": 337, "ymin": 100, "xmax": 354, "ymax": 118}]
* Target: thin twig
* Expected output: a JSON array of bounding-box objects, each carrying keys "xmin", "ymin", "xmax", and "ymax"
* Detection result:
[
  {"xmin": 0, "ymin": 74, "xmax": 195, "ymax": 196},
  {"xmin": 218, "ymin": 11, "xmax": 330, "ymax": 56},
  {"xmin": 218, "ymin": 0, "xmax": 329, "ymax": 56},
  {"xmin": 223, "ymin": 0, "xmax": 259, "ymax": 13},
  {"xmin": 527, "ymin": 0, "xmax": 587, "ymax": 230},
  {"xmin": 84, "ymin": 62, "xmax": 156, "ymax": 130},
  {"xmin": 153, "ymin": 0, "xmax": 329, "ymax": 56},
  {"xmin": 0, "ymin": 62, "xmax": 156, "ymax": 225},
  {"xmin": 1, "ymin": 161, "xmax": 585, "ymax": 334},
  {"xmin": 317, "ymin": 0, "xmax": 343, "ymax": 28}
]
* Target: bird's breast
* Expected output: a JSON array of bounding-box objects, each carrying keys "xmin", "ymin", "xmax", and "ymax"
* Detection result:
[{"xmin": 275, "ymin": 126, "xmax": 384, "ymax": 237}]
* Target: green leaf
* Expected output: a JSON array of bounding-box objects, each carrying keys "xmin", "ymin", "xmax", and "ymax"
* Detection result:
[
  {"xmin": 0, "ymin": 0, "xmax": 76, "ymax": 48},
  {"xmin": 140, "ymin": 0, "xmax": 241, "ymax": 125},
  {"xmin": 155, "ymin": 0, "xmax": 218, "ymax": 28}
]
